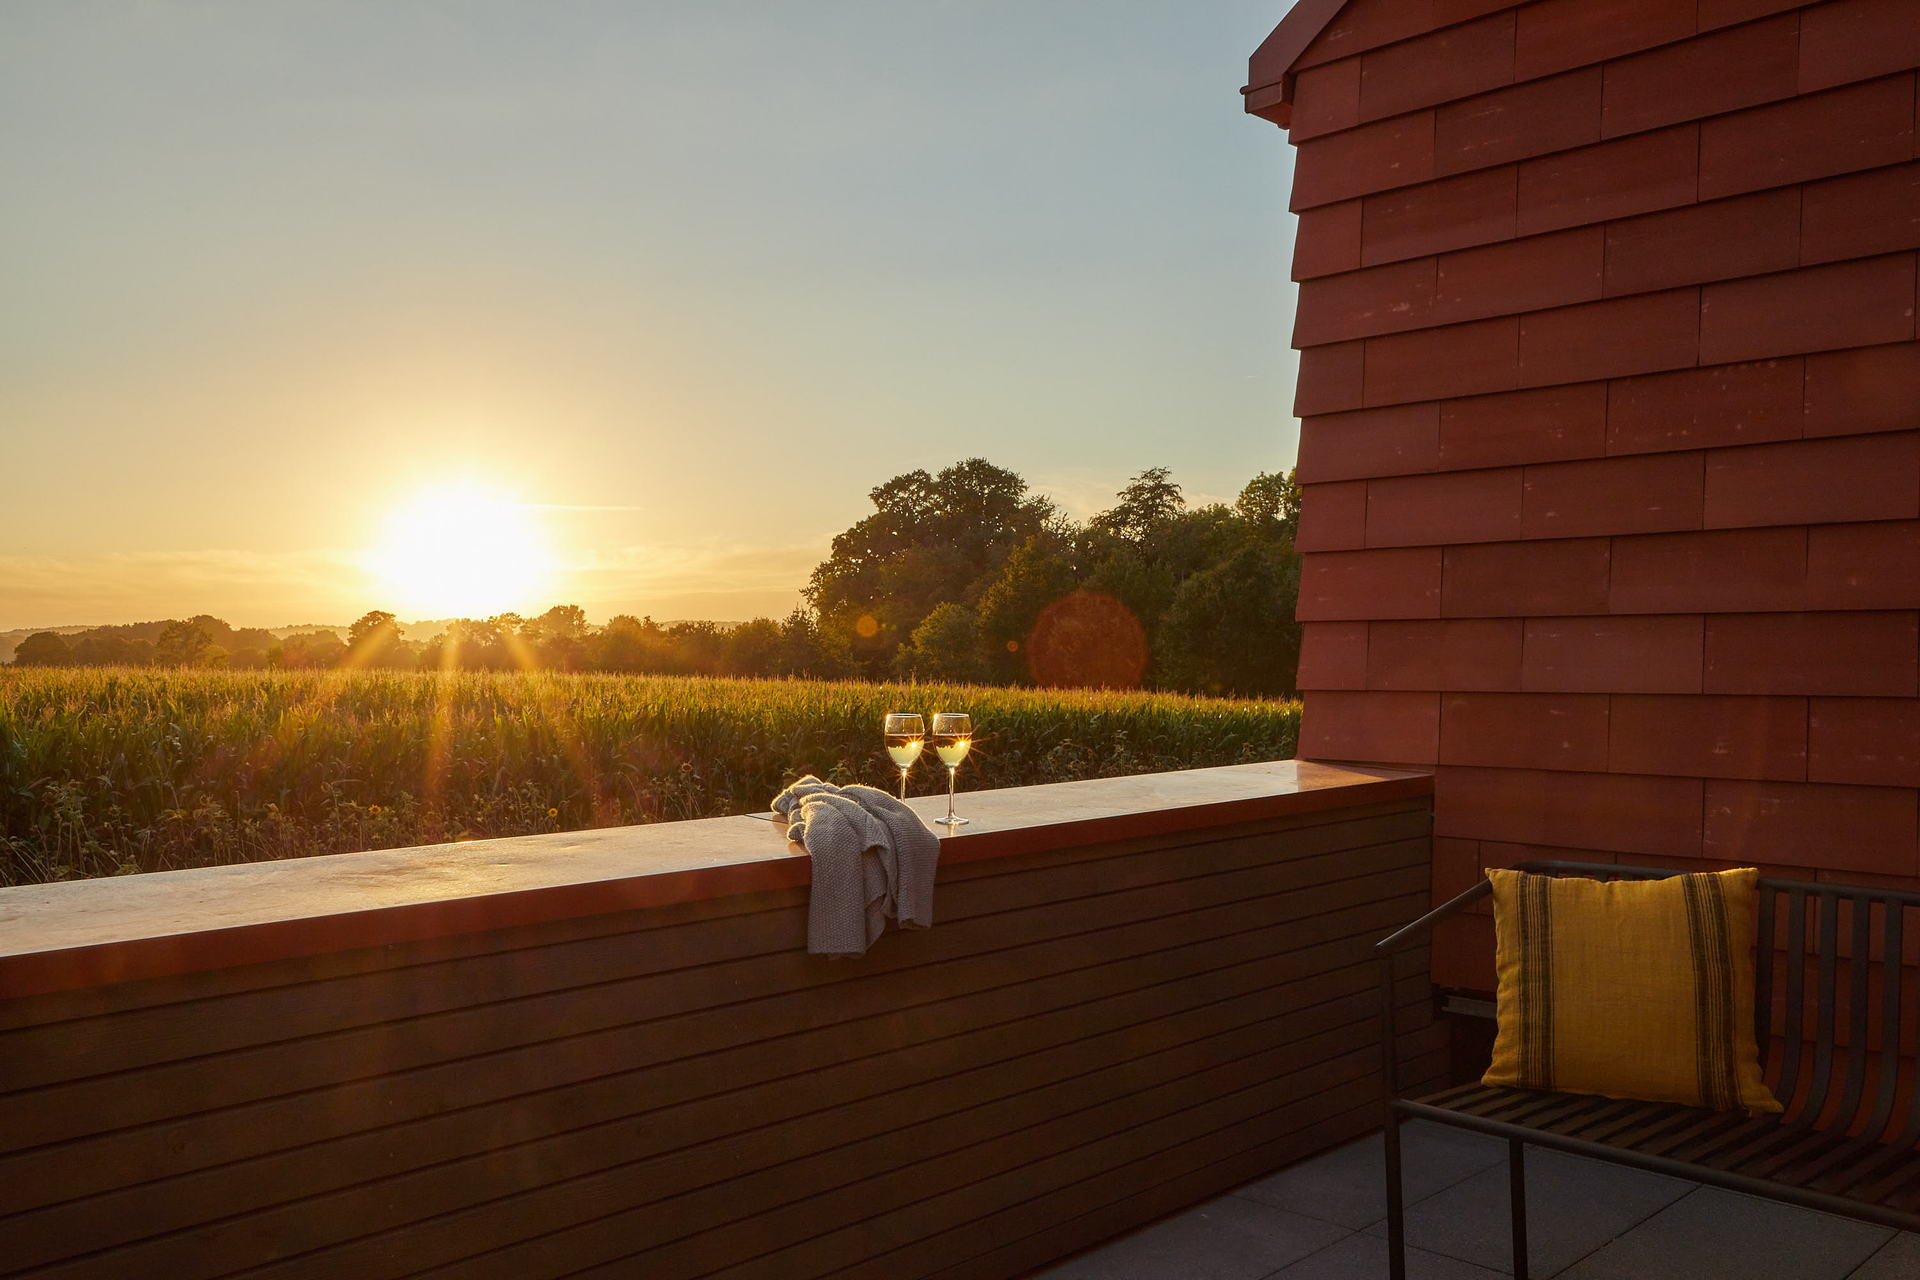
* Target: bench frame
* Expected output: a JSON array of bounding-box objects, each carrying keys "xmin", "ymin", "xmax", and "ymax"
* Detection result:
[{"xmin": 1376, "ymin": 859, "xmax": 1920, "ymax": 1280}]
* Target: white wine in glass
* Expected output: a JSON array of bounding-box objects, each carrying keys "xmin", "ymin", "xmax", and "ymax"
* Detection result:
[
  {"xmin": 930, "ymin": 712, "xmax": 972, "ymax": 826},
  {"xmin": 883, "ymin": 713, "xmax": 925, "ymax": 800}
]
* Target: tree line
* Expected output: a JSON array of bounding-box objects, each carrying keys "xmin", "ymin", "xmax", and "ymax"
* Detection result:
[{"xmin": 8, "ymin": 460, "xmax": 1302, "ymax": 695}]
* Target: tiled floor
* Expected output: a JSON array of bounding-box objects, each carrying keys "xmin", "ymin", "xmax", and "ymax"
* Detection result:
[{"xmin": 1033, "ymin": 1122, "xmax": 1920, "ymax": 1279}]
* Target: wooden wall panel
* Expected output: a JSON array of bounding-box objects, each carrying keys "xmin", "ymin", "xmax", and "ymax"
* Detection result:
[
  {"xmin": 1274, "ymin": 0, "xmax": 1920, "ymax": 989},
  {"xmin": 0, "ymin": 797, "xmax": 1436, "ymax": 1280}
]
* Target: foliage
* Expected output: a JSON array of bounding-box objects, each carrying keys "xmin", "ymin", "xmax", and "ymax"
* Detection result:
[
  {"xmin": 807, "ymin": 461, "xmax": 1304, "ymax": 696},
  {"xmin": 0, "ymin": 666, "xmax": 1300, "ymax": 886},
  {"xmin": 804, "ymin": 458, "xmax": 1061, "ymax": 674}
]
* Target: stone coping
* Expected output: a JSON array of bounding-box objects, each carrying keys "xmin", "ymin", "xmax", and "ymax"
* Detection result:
[{"xmin": 0, "ymin": 760, "xmax": 1431, "ymax": 999}]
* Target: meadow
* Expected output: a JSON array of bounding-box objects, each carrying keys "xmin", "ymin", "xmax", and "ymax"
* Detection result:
[{"xmin": 0, "ymin": 667, "xmax": 1300, "ymax": 886}]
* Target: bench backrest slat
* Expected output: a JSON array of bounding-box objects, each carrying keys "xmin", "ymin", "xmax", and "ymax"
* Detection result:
[
  {"xmin": 1776, "ymin": 887, "xmax": 1810, "ymax": 1115},
  {"xmin": 1866, "ymin": 903, "xmax": 1906, "ymax": 1142}
]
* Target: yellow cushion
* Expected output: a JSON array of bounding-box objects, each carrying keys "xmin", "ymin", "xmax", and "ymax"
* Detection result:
[{"xmin": 1484, "ymin": 866, "xmax": 1782, "ymax": 1113}]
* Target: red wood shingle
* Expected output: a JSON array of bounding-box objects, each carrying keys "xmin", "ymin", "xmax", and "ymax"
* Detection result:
[
  {"xmin": 1367, "ymin": 468, "xmax": 1525, "ymax": 547},
  {"xmin": 1522, "ymin": 615, "xmax": 1705, "ymax": 694},
  {"xmin": 1293, "ymin": 112, "xmax": 1437, "ymax": 211},
  {"xmin": 1296, "ymin": 621, "xmax": 1371, "ymax": 691},
  {"xmin": 1299, "ymin": 690, "xmax": 1441, "ymax": 763},
  {"xmin": 1440, "ymin": 692, "xmax": 1611, "ymax": 772},
  {"xmin": 1433, "ymin": 226, "xmax": 1604, "ymax": 326},
  {"xmin": 1602, "ymin": 189, "xmax": 1802, "ymax": 298},
  {"xmin": 1295, "ymin": 258, "xmax": 1438, "ymax": 346},
  {"xmin": 1435, "ymin": 69, "xmax": 1603, "ymax": 178},
  {"xmin": 1514, "ymin": 0, "xmax": 1699, "ymax": 82},
  {"xmin": 1517, "ymin": 289, "xmax": 1701, "ymax": 387},
  {"xmin": 1367, "ymin": 618, "xmax": 1525, "ymax": 691},
  {"xmin": 1704, "ymin": 779, "xmax": 1919, "ymax": 874},
  {"xmin": 1517, "ymin": 125, "xmax": 1699, "ymax": 237},
  {"xmin": 1705, "ymin": 610, "xmax": 1920, "ymax": 697},
  {"xmin": 1442, "ymin": 538, "xmax": 1611, "ymax": 617},
  {"xmin": 1799, "ymin": 0, "xmax": 1920, "ymax": 94},
  {"xmin": 1609, "ymin": 694, "xmax": 1808, "ymax": 781},
  {"xmin": 1361, "ymin": 167, "xmax": 1518, "ymax": 266},
  {"xmin": 1298, "ymin": 547, "xmax": 1444, "ymax": 620},
  {"xmin": 1802, "ymin": 162, "xmax": 1920, "ymax": 267},
  {"xmin": 1698, "ymin": 0, "xmax": 1809, "ymax": 29},
  {"xmin": 1297, "ymin": 402, "xmax": 1442, "ymax": 484},
  {"xmin": 1365, "ymin": 316, "xmax": 1519, "ymax": 405},
  {"xmin": 1698, "ymin": 74, "xmax": 1917, "ymax": 201},
  {"xmin": 1704, "ymin": 432, "xmax": 1920, "ymax": 529},
  {"xmin": 1606, "ymin": 359, "xmax": 1805, "ymax": 456},
  {"xmin": 1360, "ymin": 12, "xmax": 1517, "ymax": 124},
  {"xmin": 1293, "ymin": 200, "xmax": 1364, "ymax": 281},
  {"xmin": 1809, "ymin": 698, "xmax": 1920, "ymax": 788},
  {"xmin": 1700, "ymin": 255, "xmax": 1919, "ymax": 366},
  {"xmin": 1437, "ymin": 764, "xmax": 1705, "ymax": 859},
  {"xmin": 1296, "ymin": 0, "xmax": 1443, "ymax": 71},
  {"xmin": 1440, "ymin": 383, "xmax": 1610, "ymax": 469},
  {"xmin": 1609, "ymin": 527, "xmax": 1807, "ymax": 613},
  {"xmin": 1601, "ymin": 13, "xmax": 1801, "ymax": 139},
  {"xmin": 1295, "ymin": 340, "xmax": 1367, "ymax": 417},
  {"xmin": 1297, "ymin": 480, "xmax": 1370, "ymax": 553},
  {"xmin": 1289, "ymin": 58, "xmax": 1363, "ymax": 144},
  {"xmin": 1806, "ymin": 521, "xmax": 1920, "ymax": 610},
  {"xmin": 1521, "ymin": 451, "xmax": 1704, "ymax": 539},
  {"xmin": 1802, "ymin": 343, "xmax": 1920, "ymax": 439}
]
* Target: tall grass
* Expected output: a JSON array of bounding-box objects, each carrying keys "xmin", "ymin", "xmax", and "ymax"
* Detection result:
[{"xmin": 0, "ymin": 667, "xmax": 1300, "ymax": 885}]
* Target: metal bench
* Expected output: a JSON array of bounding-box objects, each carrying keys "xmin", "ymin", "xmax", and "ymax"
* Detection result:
[{"xmin": 1376, "ymin": 860, "xmax": 1920, "ymax": 1280}]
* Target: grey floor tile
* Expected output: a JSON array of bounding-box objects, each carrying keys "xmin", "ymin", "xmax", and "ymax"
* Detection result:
[
  {"xmin": 1560, "ymin": 1187, "xmax": 1893, "ymax": 1280},
  {"xmin": 1272, "ymin": 1232, "xmax": 1508, "ymax": 1280},
  {"xmin": 1235, "ymin": 1121, "xmax": 1507, "ymax": 1230},
  {"xmin": 1032, "ymin": 1194, "xmax": 1350, "ymax": 1280},
  {"xmin": 1850, "ymin": 1231, "xmax": 1920, "ymax": 1279},
  {"xmin": 1363, "ymin": 1146, "xmax": 1693, "ymax": 1276}
]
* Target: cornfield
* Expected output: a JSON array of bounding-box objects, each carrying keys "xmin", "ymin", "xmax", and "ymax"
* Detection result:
[{"xmin": 0, "ymin": 667, "xmax": 1300, "ymax": 885}]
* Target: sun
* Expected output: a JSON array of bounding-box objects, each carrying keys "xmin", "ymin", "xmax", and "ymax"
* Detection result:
[{"xmin": 369, "ymin": 482, "xmax": 555, "ymax": 618}]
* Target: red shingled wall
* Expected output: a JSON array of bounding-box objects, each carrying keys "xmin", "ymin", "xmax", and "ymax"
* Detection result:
[{"xmin": 1279, "ymin": 0, "xmax": 1920, "ymax": 989}]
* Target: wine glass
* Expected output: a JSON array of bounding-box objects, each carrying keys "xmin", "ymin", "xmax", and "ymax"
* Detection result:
[
  {"xmin": 883, "ymin": 713, "xmax": 925, "ymax": 800},
  {"xmin": 930, "ymin": 712, "xmax": 972, "ymax": 826}
]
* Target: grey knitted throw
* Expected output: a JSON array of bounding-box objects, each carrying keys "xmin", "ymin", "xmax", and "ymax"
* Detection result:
[{"xmin": 772, "ymin": 775, "xmax": 940, "ymax": 957}]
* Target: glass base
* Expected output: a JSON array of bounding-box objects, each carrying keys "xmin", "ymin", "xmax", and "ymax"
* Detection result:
[{"xmin": 940, "ymin": 814, "xmax": 969, "ymax": 826}]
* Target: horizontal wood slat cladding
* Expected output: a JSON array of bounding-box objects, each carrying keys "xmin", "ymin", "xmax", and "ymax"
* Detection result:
[
  {"xmin": 0, "ymin": 798, "xmax": 1436, "ymax": 1280},
  {"xmin": 1267, "ymin": 0, "xmax": 1920, "ymax": 991}
]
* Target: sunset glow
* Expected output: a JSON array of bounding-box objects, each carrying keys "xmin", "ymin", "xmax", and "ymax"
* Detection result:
[{"xmin": 369, "ymin": 483, "xmax": 554, "ymax": 618}]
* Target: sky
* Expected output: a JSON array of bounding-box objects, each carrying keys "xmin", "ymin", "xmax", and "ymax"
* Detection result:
[{"xmin": 0, "ymin": 0, "xmax": 1303, "ymax": 630}]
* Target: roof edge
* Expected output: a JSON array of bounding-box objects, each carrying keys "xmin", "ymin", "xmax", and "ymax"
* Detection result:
[{"xmin": 1242, "ymin": 0, "xmax": 1351, "ymax": 128}]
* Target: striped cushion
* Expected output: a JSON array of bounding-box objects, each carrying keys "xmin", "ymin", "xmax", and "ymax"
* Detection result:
[{"xmin": 1484, "ymin": 867, "xmax": 1782, "ymax": 1114}]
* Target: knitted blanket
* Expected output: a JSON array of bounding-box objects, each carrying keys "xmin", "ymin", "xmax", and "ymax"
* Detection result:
[{"xmin": 771, "ymin": 775, "xmax": 940, "ymax": 957}]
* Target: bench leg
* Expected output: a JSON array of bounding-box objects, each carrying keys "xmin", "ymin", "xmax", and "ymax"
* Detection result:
[
  {"xmin": 1509, "ymin": 1137, "xmax": 1530, "ymax": 1280},
  {"xmin": 1385, "ymin": 1109, "xmax": 1406, "ymax": 1280}
]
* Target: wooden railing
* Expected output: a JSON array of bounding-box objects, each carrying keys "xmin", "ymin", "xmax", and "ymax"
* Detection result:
[{"xmin": 0, "ymin": 761, "xmax": 1439, "ymax": 1280}]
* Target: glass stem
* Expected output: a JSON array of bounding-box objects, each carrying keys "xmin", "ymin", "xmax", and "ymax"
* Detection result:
[
  {"xmin": 946, "ymin": 766, "xmax": 957, "ymax": 822},
  {"xmin": 900, "ymin": 767, "xmax": 910, "ymax": 801}
]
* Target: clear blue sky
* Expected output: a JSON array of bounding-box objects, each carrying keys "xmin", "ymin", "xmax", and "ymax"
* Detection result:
[{"xmin": 0, "ymin": 0, "xmax": 1302, "ymax": 628}]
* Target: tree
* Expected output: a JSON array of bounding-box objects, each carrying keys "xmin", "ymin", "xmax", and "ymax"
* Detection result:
[
  {"xmin": 893, "ymin": 603, "xmax": 987, "ymax": 684},
  {"xmin": 1154, "ymin": 542, "xmax": 1302, "ymax": 697},
  {"xmin": 533, "ymin": 605, "xmax": 590, "ymax": 670},
  {"xmin": 1088, "ymin": 466, "xmax": 1184, "ymax": 543},
  {"xmin": 805, "ymin": 458, "xmax": 1058, "ymax": 675},
  {"xmin": 154, "ymin": 620, "xmax": 213, "ymax": 667},
  {"xmin": 347, "ymin": 611, "xmax": 412, "ymax": 668},
  {"xmin": 12, "ymin": 632, "xmax": 73, "ymax": 666},
  {"xmin": 975, "ymin": 536, "xmax": 1078, "ymax": 683}
]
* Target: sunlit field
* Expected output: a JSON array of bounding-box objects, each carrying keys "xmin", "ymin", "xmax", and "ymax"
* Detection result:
[{"xmin": 0, "ymin": 667, "xmax": 1300, "ymax": 886}]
